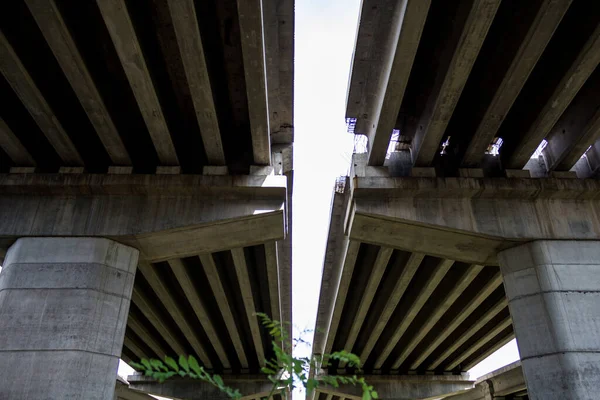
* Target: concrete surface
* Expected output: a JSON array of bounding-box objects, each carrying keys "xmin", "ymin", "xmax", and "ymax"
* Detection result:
[
  {"xmin": 499, "ymin": 240, "xmax": 600, "ymax": 400},
  {"xmin": 316, "ymin": 374, "xmax": 474, "ymax": 400},
  {"xmin": 0, "ymin": 237, "xmax": 139, "ymax": 400},
  {"xmin": 444, "ymin": 361, "xmax": 525, "ymax": 400}
]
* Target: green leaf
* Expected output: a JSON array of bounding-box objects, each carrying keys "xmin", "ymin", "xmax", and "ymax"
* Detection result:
[
  {"xmin": 362, "ymin": 390, "xmax": 371, "ymax": 400},
  {"xmin": 214, "ymin": 375, "xmax": 224, "ymax": 387},
  {"xmin": 141, "ymin": 359, "xmax": 152, "ymax": 371},
  {"xmin": 179, "ymin": 355, "xmax": 190, "ymax": 372},
  {"xmin": 188, "ymin": 355, "xmax": 203, "ymax": 376},
  {"xmin": 164, "ymin": 356, "xmax": 179, "ymax": 372},
  {"xmin": 129, "ymin": 361, "xmax": 144, "ymax": 370},
  {"xmin": 372, "ymin": 391, "xmax": 378, "ymax": 399}
]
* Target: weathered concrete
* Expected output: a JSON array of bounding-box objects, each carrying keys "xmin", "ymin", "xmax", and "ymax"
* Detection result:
[
  {"xmin": 443, "ymin": 362, "xmax": 525, "ymax": 400},
  {"xmin": 316, "ymin": 374, "xmax": 474, "ymax": 400},
  {"xmin": 0, "ymin": 173, "xmax": 287, "ymax": 263},
  {"xmin": 347, "ymin": 176, "xmax": 600, "ymax": 264},
  {"xmin": 0, "ymin": 237, "xmax": 139, "ymax": 400},
  {"xmin": 128, "ymin": 374, "xmax": 276, "ymax": 400},
  {"xmin": 499, "ymin": 241, "xmax": 600, "ymax": 400}
]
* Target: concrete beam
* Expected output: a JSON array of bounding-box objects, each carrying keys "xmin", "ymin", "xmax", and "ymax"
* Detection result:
[
  {"xmin": 444, "ymin": 362, "xmax": 525, "ymax": 400},
  {"xmin": 169, "ymin": 258, "xmax": 231, "ymax": 369},
  {"xmin": 507, "ymin": 23, "xmax": 600, "ymax": 169},
  {"xmin": 323, "ymin": 240, "xmax": 360, "ymax": 355},
  {"xmin": 26, "ymin": 0, "xmax": 131, "ymax": 166},
  {"xmin": 313, "ymin": 184, "xmax": 351, "ymax": 358},
  {"xmin": 231, "ymin": 248, "xmax": 266, "ymax": 366},
  {"xmin": 461, "ymin": 0, "xmax": 571, "ymax": 167},
  {"xmin": 136, "ymin": 261, "xmax": 213, "ymax": 368},
  {"xmin": 445, "ymin": 316, "xmax": 512, "ymax": 371},
  {"xmin": 262, "ymin": 0, "xmax": 294, "ymax": 145},
  {"xmin": 97, "ymin": 0, "xmax": 179, "ymax": 166},
  {"xmin": 376, "ymin": 259, "xmax": 454, "ymax": 369},
  {"xmin": 127, "ymin": 313, "xmax": 170, "ymax": 360},
  {"xmin": 237, "ymin": 0, "xmax": 271, "ymax": 165},
  {"xmin": 427, "ymin": 297, "xmax": 508, "ymax": 370},
  {"xmin": 0, "ymin": 117, "xmax": 35, "ymax": 166},
  {"xmin": 0, "ymin": 31, "xmax": 83, "ymax": 166},
  {"xmin": 166, "ymin": 0, "xmax": 225, "ymax": 165},
  {"xmin": 128, "ymin": 374, "xmax": 274, "ymax": 400},
  {"xmin": 365, "ymin": 0, "xmax": 431, "ymax": 166},
  {"xmin": 347, "ymin": 176, "xmax": 600, "ymax": 265},
  {"xmin": 339, "ymin": 246, "xmax": 392, "ymax": 368},
  {"xmin": 0, "ymin": 174, "xmax": 287, "ymax": 262},
  {"xmin": 200, "ymin": 253, "xmax": 250, "ymax": 369},
  {"xmin": 264, "ymin": 241, "xmax": 282, "ymax": 324},
  {"xmin": 359, "ymin": 253, "xmax": 424, "ymax": 365},
  {"xmin": 392, "ymin": 264, "xmax": 484, "ymax": 369},
  {"xmin": 131, "ymin": 284, "xmax": 188, "ymax": 357},
  {"xmin": 410, "ymin": 273, "xmax": 503, "ymax": 370},
  {"xmin": 543, "ymin": 81, "xmax": 600, "ymax": 172},
  {"xmin": 412, "ymin": 0, "xmax": 500, "ymax": 167},
  {"xmin": 316, "ymin": 375, "xmax": 474, "ymax": 400}
]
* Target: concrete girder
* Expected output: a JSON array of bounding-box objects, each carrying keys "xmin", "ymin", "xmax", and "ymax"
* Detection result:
[
  {"xmin": 316, "ymin": 375, "xmax": 474, "ymax": 400},
  {"xmin": 0, "ymin": 117, "xmax": 36, "ymax": 167},
  {"xmin": 237, "ymin": 0, "xmax": 271, "ymax": 165},
  {"xmin": 410, "ymin": 274, "xmax": 504, "ymax": 371},
  {"xmin": 200, "ymin": 253, "xmax": 251, "ymax": 369},
  {"xmin": 362, "ymin": 0, "xmax": 431, "ymax": 166},
  {"xmin": 137, "ymin": 261, "xmax": 213, "ymax": 368},
  {"xmin": 374, "ymin": 258, "xmax": 454, "ymax": 369},
  {"xmin": 25, "ymin": 0, "xmax": 131, "ymax": 166},
  {"xmin": 507, "ymin": 23, "xmax": 600, "ymax": 169},
  {"xmin": 0, "ymin": 173, "xmax": 287, "ymax": 263},
  {"xmin": 165, "ymin": 0, "xmax": 225, "ymax": 165},
  {"xmin": 542, "ymin": 73, "xmax": 600, "ymax": 172},
  {"xmin": 97, "ymin": 0, "xmax": 179, "ymax": 166},
  {"xmin": 348, "ymin": 176, "xmax": 600, "ymax": 265},
  {"xmin": 231, "ymin": 248, "xmax": 266, "ymax": 367},
  {"xmin": 169, "ymin": 258, "xmax": 232, "ymax": 369},
  {"xmin": 0, "ymin": 31, "xmax": 83, "ymax": 166},
  {"xmin": 461, "ymin": 0, "xmax": 572, "ymax": 167},
  {"xmin": 338, "ymin": 246, "xmax": 393, "ymax": 368},
  {"xmin": 128, "ymin": 374, "xmax": 276, "ymax": 400},
  {"xmin": 443, "ymin": 362, "xmax": 525, "ymax": 400},
  {"xmin": 411, "ymin": 0, "xmax": 501, "ymax": 167},
  {"xmin": 391, "ymin": 264, "xmax": 484, "ymax": 369}
]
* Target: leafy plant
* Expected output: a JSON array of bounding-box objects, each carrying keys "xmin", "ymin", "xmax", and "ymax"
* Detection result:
[{"xmin": 130, "ymin": 314, "xmax": 377, "ymax": 400}]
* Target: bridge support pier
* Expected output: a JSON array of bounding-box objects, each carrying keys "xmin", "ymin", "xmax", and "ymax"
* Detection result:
[
  {"xmin": 0, "ymin": 237, "xmax": 139, "ymax": 400},
  {"xmin": 498, "ymin": 241, "xmax": 600, "ymax": 400}
]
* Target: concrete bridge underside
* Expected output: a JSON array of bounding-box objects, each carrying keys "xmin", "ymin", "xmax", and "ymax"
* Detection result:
[
  {"xmin": 0, "ymin": 0, "xmax": 294, "ymax": 399},
  {"xmin": 312, "ymin": 1, "xmax": 600, "ymax": 400}
]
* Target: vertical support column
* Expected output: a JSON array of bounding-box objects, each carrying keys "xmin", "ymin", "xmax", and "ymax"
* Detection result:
[
  {"xmin": 498, "ymin": 241, "xmax": 600, "ymax": 400},
  {"xmin": 0, "ymin": 237, "xmax": 139, "ymax": 400}
]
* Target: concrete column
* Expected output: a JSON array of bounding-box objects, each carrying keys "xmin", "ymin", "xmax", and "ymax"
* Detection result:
[
  {"xmin": 498, "ymin": 241, "xmax": 600, "ymax": 400},
  {"xmin": 0, "ymin": 237, "xmax": 139, "ymax": 400}
]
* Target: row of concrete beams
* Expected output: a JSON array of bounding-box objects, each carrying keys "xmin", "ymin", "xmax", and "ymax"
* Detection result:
[
  {"xmin": 0, "ymin": 0, "xmax": 283, "ymax": 168},
  {"xmin": 347, "ymin": 0, "xmax": 600, "ymax": 171},
  {"xmin": 314, "ymin": 173, "xmax": 600, "ymax": 378},
  {"xmin": 313, "ymin": 180, "xmax": 513, "ymax": 375},
  {"xmin": 123, "ymin": 247, "xmax": 279, "ymax": 371}
]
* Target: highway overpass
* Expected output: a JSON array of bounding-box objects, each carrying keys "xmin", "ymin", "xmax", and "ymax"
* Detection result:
[
  {"xmin": 312, "ymin": 1, "xmax": 600, "ymax": 400},
  {"xmin": 0, "ymin": 0, "xmax": 293, "ymax": 399}
]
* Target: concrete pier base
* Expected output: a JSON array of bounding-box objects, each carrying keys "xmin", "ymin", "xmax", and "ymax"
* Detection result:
[
  {"xmin": 499, "ymin": 241, "xmax": 600, "ymax": 400},
  {"xmin": 0, "ymin": 237, "xmax": 139, "ymax": 400}
]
